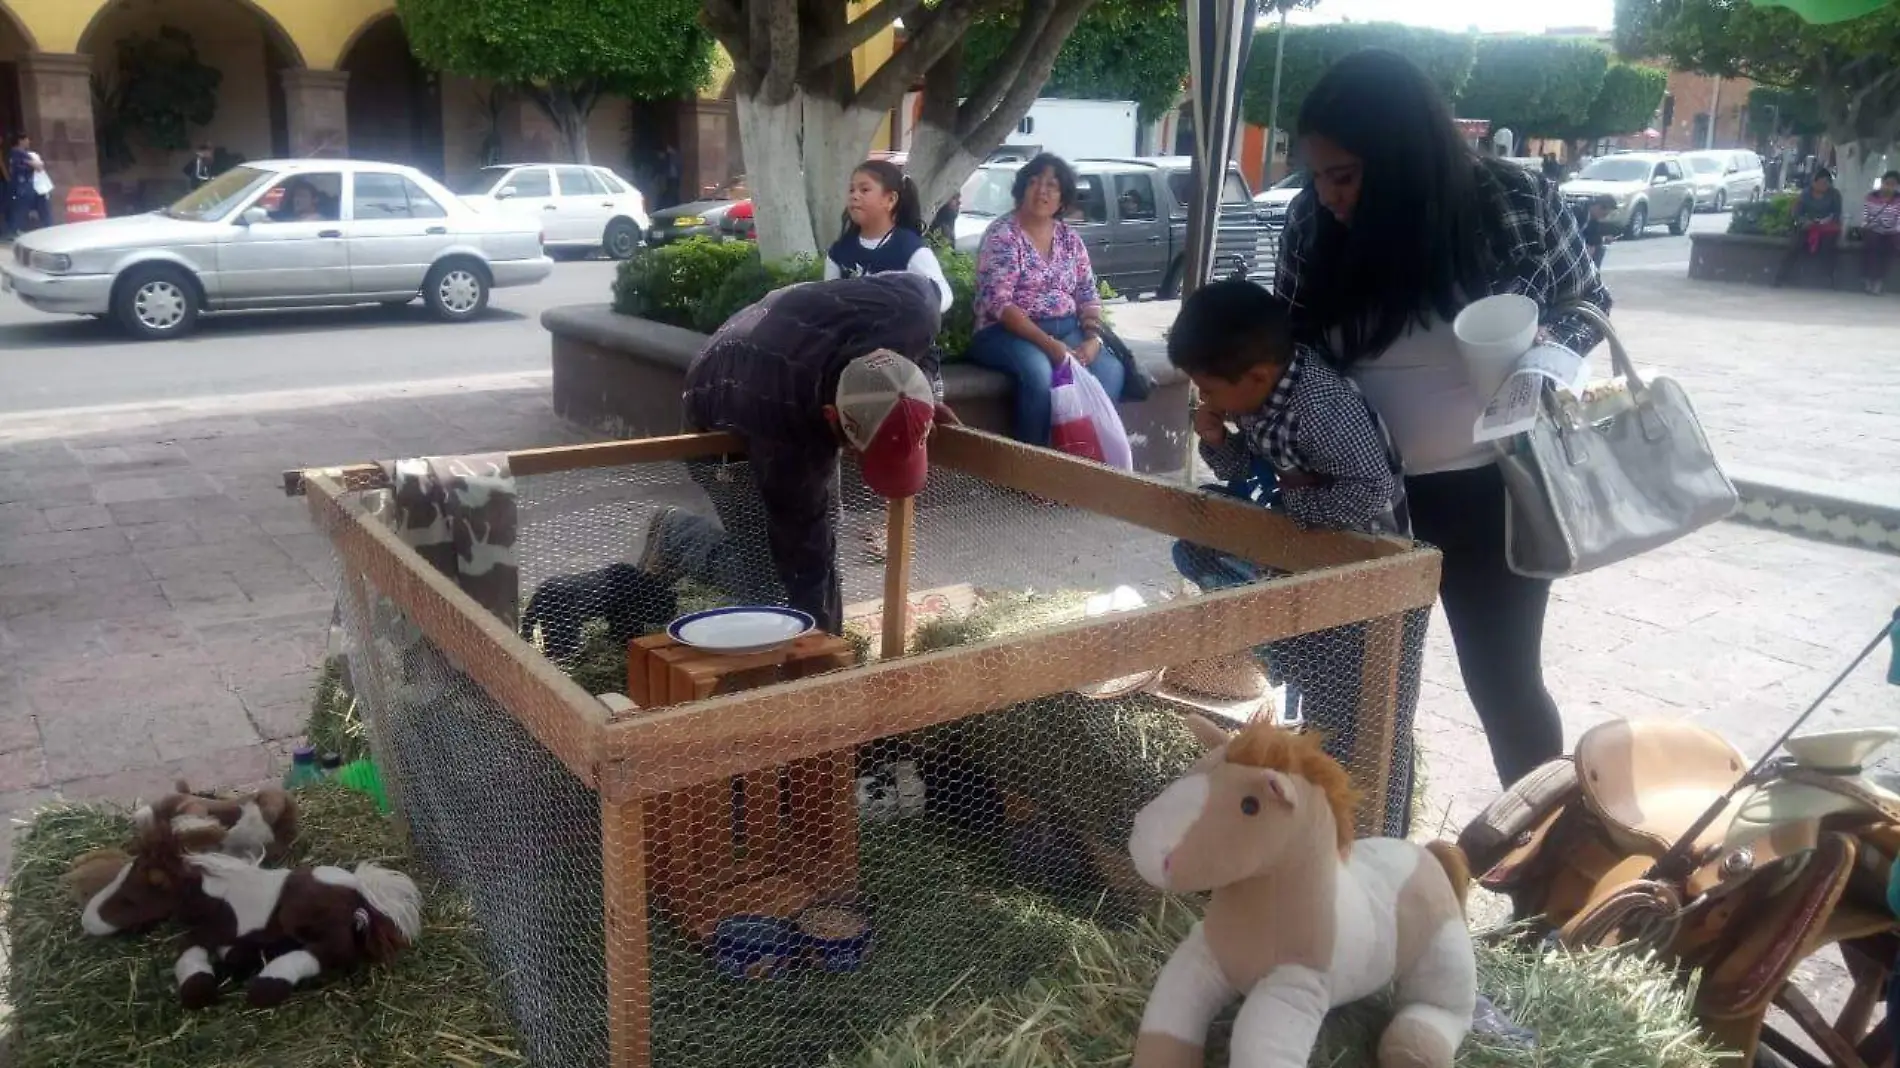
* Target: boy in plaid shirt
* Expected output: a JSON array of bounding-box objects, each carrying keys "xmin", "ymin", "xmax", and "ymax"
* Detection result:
[{"xmin": 1166, "ymin": 278, "xmax": 1419, "ymax": 834}]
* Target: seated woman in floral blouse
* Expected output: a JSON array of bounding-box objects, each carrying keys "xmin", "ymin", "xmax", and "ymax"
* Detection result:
[{"xmin": 969, "ymin": 153, "xmax": 1124, "ymax": 444}]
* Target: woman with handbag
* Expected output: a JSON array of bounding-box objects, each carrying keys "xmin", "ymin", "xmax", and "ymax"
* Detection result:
[{"xmin": 1276, "ymin": 48, "xmax": 1612, "ymax": 787}]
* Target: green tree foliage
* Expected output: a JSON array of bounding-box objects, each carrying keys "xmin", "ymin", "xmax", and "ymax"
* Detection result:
[
  {"xmin": 1745, "ymin": 85, "xmax": 1828, "ymax": 140},
  {"xmin": 397, "ymin": 0, "xmax": 714, "ymax": 163},
  {"xmin": 1577, "ymin": 63, "xmax": 1669, "ymax": 140},
  {"xmin": 1459, "ymin": 36, "xmax": 1609, "ymax": 137},
  {"xmin": 1616, "ymin": 0, "xmax": 1900, "ymax": 185},
  {"xmin": 1241, "ymin": 22, "xmax": 1478, "ymax": 129},
  {"xmin": 91, "ymin": 27, "xmax": 222, "ymax": 176},
  {"xmin": 962, "ymin": 0, "xmax": 1189, "ymax": 121}
]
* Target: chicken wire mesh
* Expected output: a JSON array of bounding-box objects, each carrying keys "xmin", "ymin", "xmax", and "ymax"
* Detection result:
[{"xmin": 318, "ymin": 448, "xmax": 1428, "ymax": 1068}]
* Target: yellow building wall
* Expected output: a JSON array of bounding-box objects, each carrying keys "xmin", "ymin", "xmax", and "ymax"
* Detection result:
[{"xmin": 2, "ymin": 0, "xmax": 393, "ymax": 68}]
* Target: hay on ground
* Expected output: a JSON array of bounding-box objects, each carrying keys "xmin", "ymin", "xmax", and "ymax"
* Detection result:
[
  {"xmin": 837, "ymin": 900, "xmax": 1725, "ymax": 1068},
  {"xmin": 5, "ymin": 784, "xmax": 519, "ymax": 1068}
]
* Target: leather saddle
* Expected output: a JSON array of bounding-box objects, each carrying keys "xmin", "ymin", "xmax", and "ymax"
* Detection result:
[{"xmin": 1461, "ymin": 718, "xmax": 1900, "ymax": 1065}]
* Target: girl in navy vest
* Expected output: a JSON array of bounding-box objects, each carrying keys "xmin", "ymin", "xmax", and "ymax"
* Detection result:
[{"xmin": 824, "ymin": 160, "xmax": 953, "ymax": 313}]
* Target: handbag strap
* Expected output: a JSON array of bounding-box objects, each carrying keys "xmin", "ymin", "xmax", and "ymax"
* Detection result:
[{"xmin": 1557, "ymin": 302, "xmax": 1647, "ymax": 400}]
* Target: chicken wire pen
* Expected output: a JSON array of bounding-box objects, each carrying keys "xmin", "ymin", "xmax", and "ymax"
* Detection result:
[{"xmin": 291, "ymin": 427, "xmax": 1440, "ymax": 1068}]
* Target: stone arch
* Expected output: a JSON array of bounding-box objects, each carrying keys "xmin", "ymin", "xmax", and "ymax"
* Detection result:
[
  {"xmin": 78, "ymin": 0, "xmax": 306, "ymax": 70},
  {"xmin": 331, "ymin": 5, "xmax": 396, "ymax": 72},
  {"xmin": 339, "ymin": 10, "xmax": 442, "ymax": 176},
  {"xmin": 0, "ymin": 3, "xmax": 42, "ymax": 56}
]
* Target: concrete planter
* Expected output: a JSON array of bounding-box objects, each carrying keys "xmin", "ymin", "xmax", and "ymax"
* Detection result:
[
  {"xmin": 1689, "ymin": 230, "xmax": 1895, "ymax": 291},
  {"xmin": 543, "ymin": 304, "xmax": 1194, "ymax": 475}
]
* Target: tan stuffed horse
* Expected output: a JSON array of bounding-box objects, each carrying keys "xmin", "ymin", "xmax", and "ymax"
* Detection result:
[{"xmin": 1128, "ymin": 723, "xmax": 1477, "ymax": 1068}]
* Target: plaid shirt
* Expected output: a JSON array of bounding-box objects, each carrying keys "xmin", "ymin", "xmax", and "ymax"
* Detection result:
[
  {"xmin": 1199, "ymin": 347, "xmax": 1408, "ymax": 536},
  {"xmin": 1274, "ymin": 158, "xmax": 1612, "ymax": 362}
]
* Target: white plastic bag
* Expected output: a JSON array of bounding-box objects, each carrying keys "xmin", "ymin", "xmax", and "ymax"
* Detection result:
[{"xmin": 1048, "ymin": 356, "xmax": 1133, "ymax": 470}]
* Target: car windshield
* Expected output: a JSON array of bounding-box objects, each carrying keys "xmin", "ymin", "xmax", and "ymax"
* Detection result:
[
  {"xmin": 959, "ymin": 168, "xmax": 1020, "ymax": 217},
  {"xmin": 1167, "ymin": 169, "xmax": 1252, "ymax": 206},
  {"xmin": 166, "ymin": 166, "xmax": 272, "ymax": 221},
  {"xmin": 1577, "ymin": 158, "xmax": 1654, "ymax": 182},
  {"xmin": 1684, "ymin": 156, "xmax": 1723, "ymax": 175},
  {"xmin": 1271, "ymin": 171, "xmax": 1306, "ymax": 190},
  {"xmin": 450, "ymin": 168, "xmax": 511, "ymax": 195}
]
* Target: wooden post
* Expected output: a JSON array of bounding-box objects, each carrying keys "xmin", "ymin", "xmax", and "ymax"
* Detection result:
[
  {"xmin": 881, "ymin": 496, "xmax": 916, "ymax": 658},
  {"xmin": 602, "ymin": 792, "xmax": 653, "ymax": 1068},
  {"xmin": 1349, "ymin": 615, "xmax": 1404, "ymax": 837}
]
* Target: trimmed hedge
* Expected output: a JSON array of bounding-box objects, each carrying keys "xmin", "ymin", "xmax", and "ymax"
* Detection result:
[
  {"xmin": 611, "ymin": 236, "xmax": 980, "ymax": 358},
  {"xmin": 1728, "ymin": 193, "xmax": 1798, "ymax": 237}
]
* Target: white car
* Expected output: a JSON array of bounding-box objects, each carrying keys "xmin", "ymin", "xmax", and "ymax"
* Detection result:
[
  {"xmin": 1252, "ymin": 170, "xmax": 1305, "ymax": 228},
  {"xmin": 1680, "ymin": 149, "xmax": 1766, "ymax": 212},
  {"xmin": 1, "ymin": 159, "xmax": 553, "ymax": 340},
  {"xmin": 454, "ymin": 163, "xmax": 650, "ymax": 259}
]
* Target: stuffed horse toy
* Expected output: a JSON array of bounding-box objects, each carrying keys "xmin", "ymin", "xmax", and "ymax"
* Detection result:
[
  {"xmin": 63, "ymin": 781, "xmax": 299, "ymax": 906},
  {"xmin": 1127, "ymin": 723, "xmax": 1477, "ymax": 1068},
  {"xmin": 78, "ymin": 818, "xmax": 421, "ymax": 1009}
]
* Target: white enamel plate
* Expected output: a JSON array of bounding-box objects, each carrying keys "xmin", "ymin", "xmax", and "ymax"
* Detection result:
[{"xmin": 667, "ymin": 606, "xmax": 816, "ymax": 655}]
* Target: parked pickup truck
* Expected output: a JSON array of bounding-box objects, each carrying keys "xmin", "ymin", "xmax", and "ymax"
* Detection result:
[{"xmin": 952, "ymin": 156, "xmax": 1267, "ymax": 299}]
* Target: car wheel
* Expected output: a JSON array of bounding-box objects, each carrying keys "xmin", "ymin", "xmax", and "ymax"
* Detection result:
[
  {"xmin": 1670, "ymin": 199, "xmax": 1693, "ymax": 235},
  {"xmin": 1159, "ymin": 256, "xmax": 1184, "ymax": 299},
  {"xmin": 1714, "ymin": 189, "xmax": 1728, "ymax": 213},
  {"xmin": 424, "ymin": 260, "xmax": 490, "ymax": 323},
  {"xmin": 1624, "ymin": 203, "xmax": 1648, "ymax": 238},
  {"xmin": 113, "ymin": 264, "xmax": 199, "ymax": 340},
  {"xmin": 604, "ymin": 219, "xmax": 640, "ymax": 260}
]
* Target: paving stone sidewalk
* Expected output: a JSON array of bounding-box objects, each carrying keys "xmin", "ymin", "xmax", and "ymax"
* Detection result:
[{"xmin": 1111, "ymin": 271, "xmax": 1900, "ymax": 501}]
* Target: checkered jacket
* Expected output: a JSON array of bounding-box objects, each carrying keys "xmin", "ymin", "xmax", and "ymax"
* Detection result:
[
  {"xmin": 1274, "ymin": 157, "xmax": 1612, "ymax": 363},
  {"xmin": 1199, "ymin": 348, "xmax": 1408, "ymax": 536}
]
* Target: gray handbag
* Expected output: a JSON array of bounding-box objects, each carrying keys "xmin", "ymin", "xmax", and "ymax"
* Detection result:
[{"xmin": 1496, "ymin": 303, "xmax": 1738, "ymax": 579}]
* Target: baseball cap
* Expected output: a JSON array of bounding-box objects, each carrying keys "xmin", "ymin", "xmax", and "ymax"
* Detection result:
[{"xmin": 835, "ymin": 350, "xmax": 936, "ymax": 499}]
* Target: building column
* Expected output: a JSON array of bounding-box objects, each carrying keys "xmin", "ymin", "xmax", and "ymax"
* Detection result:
[
  {"xmin": 280, "ymin": 69, "xmax": 351, "ymax": 158},
  {"xmin": 19, "ymin": 53, "xmax": 98, "ymax": 218},
  {"xmin": 677, "ymin": 98, "xmax": 734, "ymax": 201}
]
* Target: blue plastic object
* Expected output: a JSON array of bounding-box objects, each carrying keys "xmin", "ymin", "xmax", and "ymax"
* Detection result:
[{"xmin": 712, "ymin": 916, "xmax": 803, "ymax": 980}]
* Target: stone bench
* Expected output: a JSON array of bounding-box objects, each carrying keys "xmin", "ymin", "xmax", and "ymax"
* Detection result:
[
  {"xmin": 543, "ymin": 304, "xmax": 1194, "ymax": 477},
  {"xmin": 1689, "ymin": 230, "xmax": 1899, "ymax": 291}
]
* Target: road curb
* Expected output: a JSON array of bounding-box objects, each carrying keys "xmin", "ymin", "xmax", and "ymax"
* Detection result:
[{"xmin": 1726, "ymin": 463, "xmax": 1900, "ymax": 555}]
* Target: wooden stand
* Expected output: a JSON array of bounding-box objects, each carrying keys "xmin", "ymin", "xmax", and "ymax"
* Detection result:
[{"xmin": 627, "ymin": 632, "xmax": 860, "ymax": 940}]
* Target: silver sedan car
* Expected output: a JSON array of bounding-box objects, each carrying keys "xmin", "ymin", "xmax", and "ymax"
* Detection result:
[{"xmin": 1, "ymin": 159, "xmax": 553, "ymax": 340}]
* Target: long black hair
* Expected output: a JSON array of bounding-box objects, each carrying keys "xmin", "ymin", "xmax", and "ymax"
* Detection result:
[
  {"xmin": 1293, "ymin": 48, "xmax": 1496, "ymax": 368},
  {"xmin": 840, "ymin": 159, "xmax": 924, "ymax": 241}
]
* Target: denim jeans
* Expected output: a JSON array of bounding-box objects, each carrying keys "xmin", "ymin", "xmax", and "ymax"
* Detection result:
[{"xmin": 967, "ymin": 315, "xmax": 1126, "ymax": 446}]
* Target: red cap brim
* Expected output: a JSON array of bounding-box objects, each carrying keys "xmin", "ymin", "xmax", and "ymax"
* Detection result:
[{"xmin": 857, "ymin": 396, "xmax": 934, "ymax": 499}]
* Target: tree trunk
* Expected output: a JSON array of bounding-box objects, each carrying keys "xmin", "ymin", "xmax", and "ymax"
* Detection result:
[
  {"xmin": 737, "ymin": 87, "xmax": 884, "ymax": 261},
  {"xmin": 1833, "ymin": 139, "xmax": 1892, "ymax": 207},
  {"xmin": 523, "ymin": 84, "xmax": 596, "ymax": 165}
]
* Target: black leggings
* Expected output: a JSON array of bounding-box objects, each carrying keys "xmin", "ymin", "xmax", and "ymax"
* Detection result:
[{"xmin": 1406, "ymin": 464, "xmax": 1563, "ymax": 787}]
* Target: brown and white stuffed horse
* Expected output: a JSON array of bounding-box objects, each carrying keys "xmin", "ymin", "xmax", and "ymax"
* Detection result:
[
  {"xmin": 78, "ymin": 819, "xmax": 421, "ymax": 1009},
  {"xmin": 64, "ymin": 782, "xmax": 299, "ymax": 906},
  {"xmin": 1127, "ymin": 723, "xmax": 1477, "ymax": 1068}
]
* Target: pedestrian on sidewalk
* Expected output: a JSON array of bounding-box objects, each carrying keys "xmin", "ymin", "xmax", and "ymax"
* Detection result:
[
  {"xmin": 1573, "ymin": 193, "xmax": 1619, "ymax": 269},
  {"xmin": 1165, "ymin": 278, "xmax": 1421, "ymax": 834},
  {"xmin": 640, "ymin": 273, "xmax": 957, "ymax": 635},
  {"xmin": 1773, "ymin": 168, "xmax": 1844, "ymax": 289},
  {"xmin": 183, "ymin": 143, "xmax": 213, "ymax": 190},
  {"xmin": 1857, "ymin": 170, "xmax": 1900, "ymax": 295},
  {"xmin": 1277, "ymin": 47, "xmax": 1612, "ymax": 788},
  {"xmin": 7, "ymin": 132, "xmax": 49, "ymax": 236}
]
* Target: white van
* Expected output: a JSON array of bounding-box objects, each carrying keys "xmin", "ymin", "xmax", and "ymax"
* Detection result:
[{"xmin": 1680, "ymin": 149, "xmax": 1765, "ymax": 212}]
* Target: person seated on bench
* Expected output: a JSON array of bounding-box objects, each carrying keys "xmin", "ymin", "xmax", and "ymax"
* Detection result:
[
  {"xmin": 1859, "ymin": 169, "xmax": 1900, "ymax": 295},
  {"xmin": 1774, "ymin": 168, "xmax": 1845, "ymax": 288},
  {"xmin": 968, "ymin": 152, "xmax": 1125, "ymax": 446}
]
